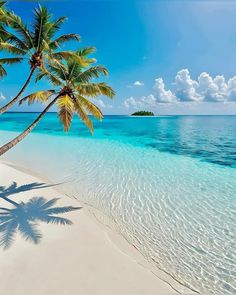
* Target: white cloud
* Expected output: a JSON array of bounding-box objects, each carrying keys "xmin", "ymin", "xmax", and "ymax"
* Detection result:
[
  {"xmin": 174, "ymin": 69, "xmax": 203, "ymax": 101},
  {"xmin": 96, "ymin": 99, "xmax": 113, "ymax": 109},
  {"xmin": 133, "ymin": 81, "xmax": 144, "ymax": 86},
  {"xmin": 140, "ymin": 94, "xmax": 156, "ymax": 106},
  {"xmin": 174, "ymin": 69, "xmax": 236, "ymax": 102},
  {"xmin": 153, "ymin": 78, "xmax": 177, "ymax": 103},
  {"xmin": 197, "ymin": 73, "xmax": 226, "ymax": 102},
  {"xmin": 123, "ymin": 94, "xmax": 156, "ymax": 109},
  {"xmin": 228, "ymin": 77, "xmax": 236, "ymax": 101},
  {"xmin": 127, "ymin": 81, "xmax": 144, "ymax": 88},
  {"xmin": 123, "ymin": 69, "xmax": 236, "ymax": 110},
  {"xmin": 123, "ymin": 97, "xmax": 139, "ymax": 108}
]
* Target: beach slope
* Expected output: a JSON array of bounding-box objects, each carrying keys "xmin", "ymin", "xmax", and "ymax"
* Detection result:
[{"xmin": 0, "ymin": 162, "xmax": 176, "ymax": 295}]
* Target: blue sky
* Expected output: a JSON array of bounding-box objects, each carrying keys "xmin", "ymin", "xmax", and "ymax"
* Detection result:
[{"xmin": 1, "ymin": 0, "xmax": 236, "ymax": 114}]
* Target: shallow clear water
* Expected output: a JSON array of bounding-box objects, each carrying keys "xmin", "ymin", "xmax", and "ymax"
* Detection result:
[{"xmin": 1, "ymin": 114, "xmax": 236, "ymax": 294}]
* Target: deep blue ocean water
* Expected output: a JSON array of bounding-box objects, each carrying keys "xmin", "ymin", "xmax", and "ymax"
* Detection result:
[
  {"xmin": 0, "ymin": 113, "xmax": 236, "ymax": 294},
  {"xmin": 1, "ymin": 113, "xmax": 236, "ymax": 168}
]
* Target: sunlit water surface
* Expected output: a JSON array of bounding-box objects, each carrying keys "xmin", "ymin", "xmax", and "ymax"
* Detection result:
[{"xmin": 0, "ymin": 114, "xmax": 236, "ymax": 294}]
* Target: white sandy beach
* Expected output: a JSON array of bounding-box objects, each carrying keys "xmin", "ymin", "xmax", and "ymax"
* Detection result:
[{"xmin": 0, "ymin": 161, "xmax": 181, "ymax": 295}]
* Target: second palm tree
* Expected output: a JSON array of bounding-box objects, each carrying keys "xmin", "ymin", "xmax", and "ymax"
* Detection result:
[{"xmin": 0, "ymin": 51, "xmax": 115, "ymax": 156}]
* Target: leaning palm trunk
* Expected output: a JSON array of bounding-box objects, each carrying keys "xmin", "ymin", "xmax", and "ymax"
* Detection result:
[
  {"xmin": 0, "ymin": 67, "xmax": 36, "ymax": 114},
  {"xmin": 0, "ymin": 95, "xmax": 59, "ymax": 156}
]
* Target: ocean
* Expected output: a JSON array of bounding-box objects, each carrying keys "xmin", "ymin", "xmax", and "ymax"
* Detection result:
[{"xmin": 0, "ymin": 113, "xmax": 236, "ymax": 294}]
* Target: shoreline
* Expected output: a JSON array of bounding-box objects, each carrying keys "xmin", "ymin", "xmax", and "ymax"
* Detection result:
[{"xmin": 0, "ymin": 159, "xmax": 195, "ymax": 295}]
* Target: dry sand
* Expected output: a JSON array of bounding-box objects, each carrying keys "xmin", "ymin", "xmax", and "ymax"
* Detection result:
[{"xmin": 0, "ymin": 162, "xmax": 181, "ymax": 295}]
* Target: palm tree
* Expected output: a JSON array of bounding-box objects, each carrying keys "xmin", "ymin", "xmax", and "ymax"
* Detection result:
[
  {"xmin": 0, "ymin": 52, "xmax": 115, "ymax": 156},
  {"xmin": 0, "ymin": 2, "xmax": 23, "ymax": 76},
  {"xmin": 0, "ymin": 190, "xmax": 80, "ymax": 249},
  {"xmin": 0, "ymin": 2, "xmax": 80, "ymax": 114}
]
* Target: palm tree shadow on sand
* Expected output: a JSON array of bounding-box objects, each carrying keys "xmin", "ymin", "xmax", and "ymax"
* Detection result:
[{"xmin": 0, "ymin": 182, "xmax": 81, "ymax": 250}]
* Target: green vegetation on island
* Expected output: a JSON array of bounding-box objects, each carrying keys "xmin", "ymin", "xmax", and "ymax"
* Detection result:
[{"xmin": 131, "ymin": 111, "xmax": 154, "ymax": 116}]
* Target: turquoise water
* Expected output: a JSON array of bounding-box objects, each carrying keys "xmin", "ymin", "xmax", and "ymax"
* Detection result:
[{"xmin": 0, "ymin": 113, "xmax": 236, "ymax": 294}]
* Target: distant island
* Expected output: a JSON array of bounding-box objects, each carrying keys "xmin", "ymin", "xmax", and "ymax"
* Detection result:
[{"xmin": 131, "ymin": 111, "xmax": 154, "ymax": 116}]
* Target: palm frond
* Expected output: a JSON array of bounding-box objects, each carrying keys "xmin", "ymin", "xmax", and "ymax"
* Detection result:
[
  {"xmin": 41, "ymin": 38, "xmax": 50, "ymax": 51},
  {"xmin": 0, "ymin": 29, "xmax": 29, "ymax": 51},
  {"xmin": 0, "ymin": 57, "xmax": 23, "ymax": 78},
  {"xmin": 40, "ymin": 59, "xmax": 67, "ymax": 84},
  {"xmin": 73, "ymin": 54, "xmax": 91, "ymax": 67},
  {"xmin": 66, "ymin": 57, "xmax": 82, "ymax": 81},
  {"xmin": 32, "ymin": 4, "xmax": 51, "ymax": 52},
  {"xmin": 0, "ymin": 42, "xmax": 26, "ymax": 55},
  {"xmin": 76, "ymin": 95, "xmax": 103, "ymax": 120},
  {"xmin": 96, "ymin": 82, "xmax": 115, "ymax": 98},
  {"xmin": 0, "ymin": 64, "xmax": 7, "ymax": 77},
  {"xmin": 19, "ymin": 90, "xmax": 56, "ymax": 105},
  {"xmin": 75, "ymin": 66, "xmax": 108, "ymax": 83},
  {"xmin": 46, "ymin": 60, "xmax": 68, "ymax": 80},
  {"xmin": 0, "ymin": 2, "xmax": 6, "ymax": 9},
  {"xmin": 74, "ymin": 100, "xmax": 94, "ymax": 134},
  {"xmin": 0, "ymin": 57, "xmax": 23, "ymax": 64},
  {"xmin": 76, "ymin": 82, "xmax": 115, "ymax": 98},
  {"xmin": 0, "ymin": 27, "xmax": 10, "ymax": 41},
  {"xmin": 1, "ymin": 11, "xmax": 33, "ymax": 48},
  {"xmin": 35, "ymin": 69, "xmax": 64, "ymax": 87},
  {"xmin": 46, "ymin": 16, "xmax": 67, "ymax": 39},
  {"xmin": 0, "ymin": 2, "xmax": 10, "ymax": 25},
  {"xmin": 77, "ymin": 46, "xmax": 96, "ymax": 57},
  {"xmin": 50, "ymin": 33, "xmax": 80, "ymax": 49},
  {"xmin": 57, "ymin": 94, "xmax": 74, "ymax": 131},
  {"xmin": 52, "ymin": 51, "xmax": 89, "ymax": 67}
]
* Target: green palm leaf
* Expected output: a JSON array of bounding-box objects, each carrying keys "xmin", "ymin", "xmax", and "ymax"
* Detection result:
[
  {"xmin": 75, "ymin": 66, "xmax": 108, "ymax": 83},
  {"xmin": 0, "ymin": 29, "xmax": 29, "ymax": 50},
  {"xmin": 19, "ymin": 90, "xmax": 56, "ymax": 105},
  {"xmin": 1, "ymin": 11, "xmax": 33, "ymax": 48},
  {"xmin": 76, "ymin": 95, "xmax": 103, "ymax": 120},
  {"xmin": 74, "ymin": 100, "xmax": 94, "ymax": 134},
  {"xmin": 50, "ymin": 33, "xmax": 80, "ymax": 49},
  {"xmin": 0, "ymin": 57, "xmax": 23, "ymax": 64},
  {"xmin": 77, "ymin": 46, "xmax": 96, "ymax": 57},
  {"xmin": 36, "ymin": 69, "xmax": 63, "ymax": 87},
  {"xmin": 57, "ymin": 94, "xmax": 74, "ymax": 131},
  {"xmin": 0, "ymin": 42, "xmax": 26, "ymax": 55},
  {"xmin": 0, "ymin": 2, "xmax": 6, "ymax": 9},
  {"xmin": 32, "ymin": 4, "xmax": 51, "ymax": 52},
  {"xmin": 33, "ymin": 47, "xmax": 115, "ymax": 134},
  {"xmin": 0, "ymin": 57, "xmax": 23, "ymax": 78},
  {"xmin": 0, "ymin": 64, "xmax": 7, "ymax": 77},
  {"xmin": 52, "ymin": 51, "xmax": 89, "ymax": 68},
  {"xmin": 76, "ymin": 82, "xmax": 115, "ymax": 98},
  {"xmin": 46, "ymin": 16, "xmax": 67, "ymax": 39}
]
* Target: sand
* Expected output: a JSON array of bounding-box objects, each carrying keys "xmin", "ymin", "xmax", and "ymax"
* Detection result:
[{"xmin": 0, "ymin": 162, "xmax": 181, "ymax": 295}]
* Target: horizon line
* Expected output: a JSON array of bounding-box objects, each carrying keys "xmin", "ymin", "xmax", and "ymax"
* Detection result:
[{"xmin": 3, "ymin": 112, "xmax": 236, "ymax": 116}]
